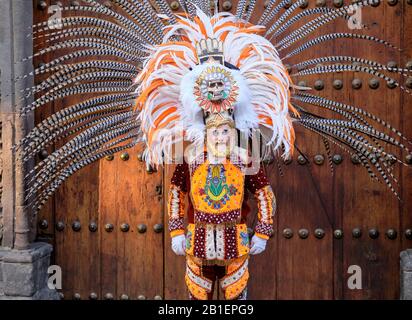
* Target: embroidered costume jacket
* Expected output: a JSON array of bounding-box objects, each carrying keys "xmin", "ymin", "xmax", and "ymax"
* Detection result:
[{"xmin": 168, "ymin": 152, "xmax": 275, "ymax": 266}]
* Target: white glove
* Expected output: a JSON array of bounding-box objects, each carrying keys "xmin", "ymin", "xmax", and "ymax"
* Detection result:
[
  {"xmin": 171, "ymin": 234, "xmax": 186, "ymax": 256},
  {"xmin": 249, "ymin": 235, "xmax": 267, "ymax": 255}
]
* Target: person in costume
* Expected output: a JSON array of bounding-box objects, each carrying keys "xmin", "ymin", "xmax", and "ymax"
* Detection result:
[
  {"xmin": 168, "ymin": 109, "xmax": 276, "ymax": 300},
  {"xmin": 161, "ymin": 36, "xmax": 282, "ymax": 299}
]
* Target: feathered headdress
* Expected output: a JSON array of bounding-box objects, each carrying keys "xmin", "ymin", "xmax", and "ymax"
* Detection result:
[{"xmin": 134, "ymin": 8, "xmax": 297, "ymax": 165}]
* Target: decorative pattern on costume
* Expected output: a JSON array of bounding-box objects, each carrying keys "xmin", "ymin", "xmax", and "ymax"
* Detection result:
[
  {"xmin": 255, "ymin": 185, "xmax": 275, "ymax": 225},
  {"xmin": 194, "ymin": 209, "xmax": 240, "ymax": 224},
  {"xmin": 224, "ymin": 270, "xmax": 249, "ymax": 300},
  {"xmin": 200, "ymin": 164, "xmax": 238, "ymax": 209},
  {"xmin": 185, "ymin": 224, "xmax": 195, "ymax": 256},
  {"xmin": 167, "ymin": 184, "xmax": 185, "ymax": 234},
  {"xmin": 188, "ymin": 223, "xmax": 251, "ymax": 262},
  {"xmin": 170, "ymin": 164, "xmax": 189, "ymax": 193},
  {"xmin": 237, "ymin": 224, "xmax": 250, "ymax": 256},
  {"xmin": 193, "ymin": 225, "xmax": 206, "ymax": 258},
  {"xmin": 245, "ymin": 166, "xmax": 271, "ymax": 194},
  {"xmin": 224, "ymin": 225, "xmax": 238, "ymax": 260},
  {"xmin": 221, "ymin": 259, "xmax": 249, "ymax": 288},
  {"xmin": 186, "ymin": 231, "xmax": 193, "ymax": 251},
  {"xmin": 227, "ymin": 256, "xmax": 248, "ymax": 274},
  {"xmin": 191, "ymin": 161, "xmax": 244, "ymax": 214},
  {"xmin": 216, "ymin": 224, "xmax": 225, "ymax": 260},
  {"xmin": 205, "ymin": 225, "xmax": 217, "ymax": 260},
  {"xmin": 185, "ymin": 274, "xmax": 209, "ymax": 300},
  {"xmin": 240, "ymin": 232, "xmax": 249, "ymax": 246},
  {"xmin": 185, "ymin": 255, "xmax": 213, "ymax": 300},
  {"xmin": 187, "ymin": 254, "xmax": 201, "ymax": 275},
  {"xmin": 186, "ymin": 263, "xmax": 213, "ymax": 292},
  {"xmin": 252, "ymin": 185, "xmax": 275, "ymax": 238},
  {"xmin": 168, "ymin": 218, "xmax": 184, "ymax": 233},
  {"xmin": 255, "ymin": 221, "xmax": 273, "ymax": 239},
  {"xmin": 220, "ymin": 258, "xmax": 249, "ymax": 300}
]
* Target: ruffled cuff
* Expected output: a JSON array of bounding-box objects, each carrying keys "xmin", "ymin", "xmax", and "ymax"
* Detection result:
[
  {"xmin": 169, "ymin": 217, "xmax": 184, "ymax": 237},
  {"xmin": 254, "ymin": 221, "xmax": 273, "ymax": 239}
]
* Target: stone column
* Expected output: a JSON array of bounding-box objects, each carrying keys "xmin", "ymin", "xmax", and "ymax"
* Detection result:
[
  {"xmin": 0, "ymin": 0, "xmax": 59, "ymax": 300},
  {"xmin": 401, "ymin": 249, "xmax": 412, "ymax": 300},
  {"xmin": 0, "ymin": 0, "xmax": 34, "ymax": 250},
  {"xmin": 0, "ymin": 243, "xmax": 59, "ymax": 300}
]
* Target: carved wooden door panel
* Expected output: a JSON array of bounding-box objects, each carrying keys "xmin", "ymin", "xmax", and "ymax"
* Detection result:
[{"xmin": 34, "ymin": 0, "xmax": 412, "ymax": 300}]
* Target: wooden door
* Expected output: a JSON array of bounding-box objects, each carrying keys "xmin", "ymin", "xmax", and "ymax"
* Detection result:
[{"xmin": 34, "ymin": 0, "xmax": 412, "ymax": 300}]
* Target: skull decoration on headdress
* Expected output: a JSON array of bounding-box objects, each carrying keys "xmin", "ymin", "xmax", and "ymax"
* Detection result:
[{"xmin": 194, "ymin": 39, "xmax": 238, "ymax": 120}]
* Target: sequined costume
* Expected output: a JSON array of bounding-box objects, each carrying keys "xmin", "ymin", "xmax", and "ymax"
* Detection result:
[{"xmin": 168, "ymin": 151, "xmax": 275, "ymax": 299}]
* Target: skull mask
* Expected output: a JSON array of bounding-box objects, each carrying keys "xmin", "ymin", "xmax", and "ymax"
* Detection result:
[{"xmin": 207, "ymin": 79, "xmax": 226, "ymax": 101}]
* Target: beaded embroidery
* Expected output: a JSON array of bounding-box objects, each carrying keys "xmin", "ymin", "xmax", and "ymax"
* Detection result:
[
  {"xmin": 200, "ymin": 164, "xmax": 238, "ymax": 210},
  {"xmin": 190, "ymin": 161, "xmax": 244, "ymax": 215}
]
